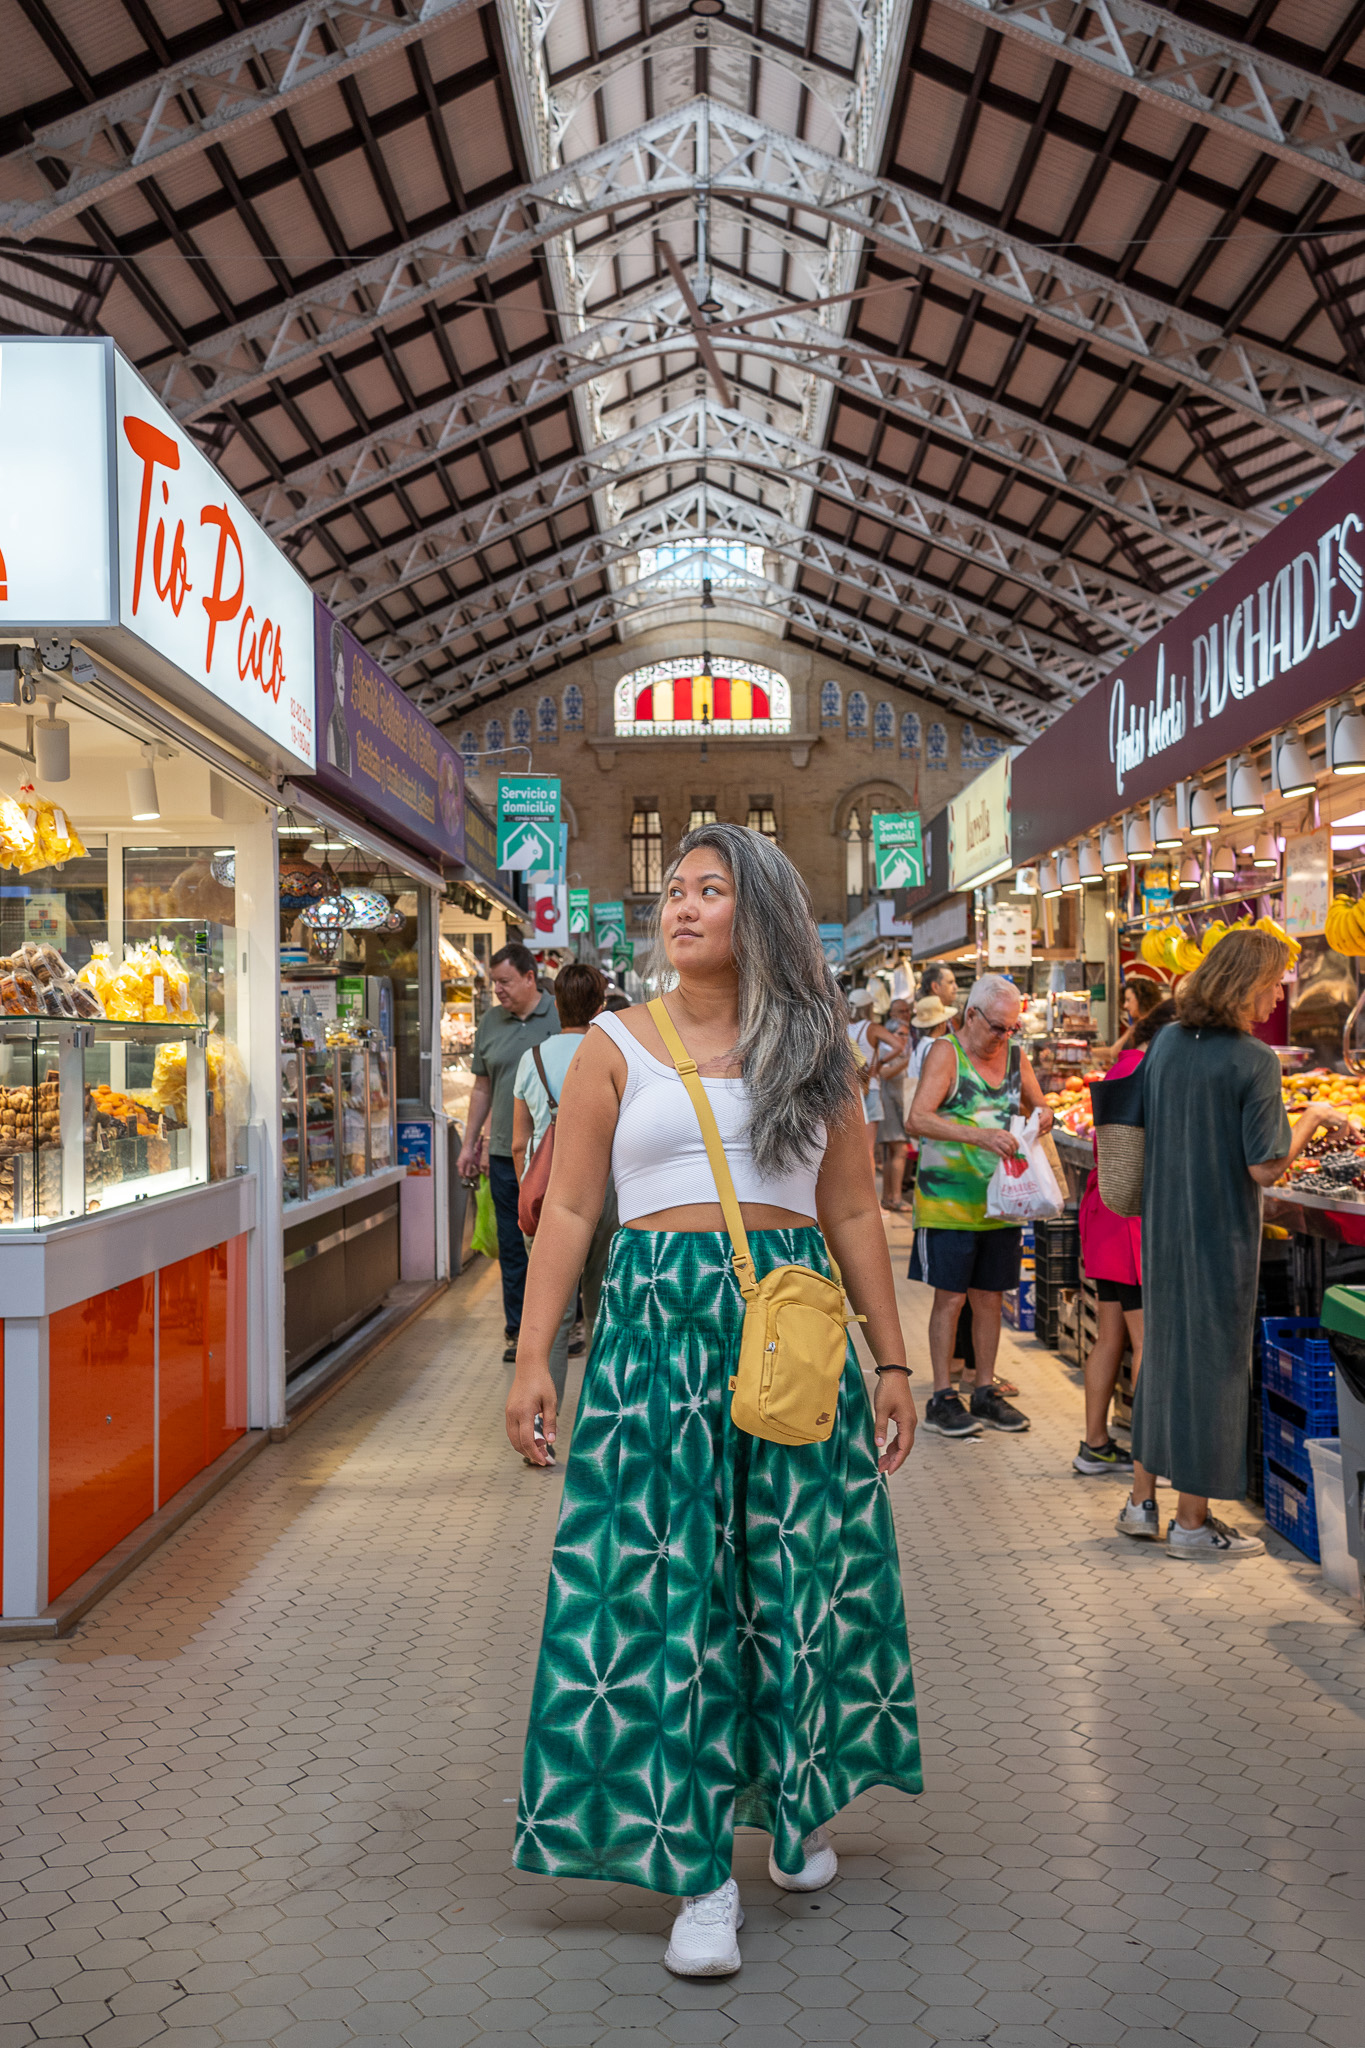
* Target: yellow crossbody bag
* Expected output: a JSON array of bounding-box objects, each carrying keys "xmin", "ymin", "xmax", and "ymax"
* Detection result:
[{"xmin": 648, "ymin": 997, "xmax": 856, "ymax": 1447}]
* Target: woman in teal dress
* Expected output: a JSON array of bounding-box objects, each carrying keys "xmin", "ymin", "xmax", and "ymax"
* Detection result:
[{"xmin": 506, "ymin": 823, "xmax": 921, "ymax": 1978}]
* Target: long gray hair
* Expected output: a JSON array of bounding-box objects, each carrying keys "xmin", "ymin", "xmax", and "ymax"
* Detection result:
[{"xmin": 649, "ymin": 822, "xmax": 856, "ymax": 1176}]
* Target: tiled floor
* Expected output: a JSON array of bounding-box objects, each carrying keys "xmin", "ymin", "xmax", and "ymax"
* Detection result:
[{"xmin": 2, "ymin": 1220, "xmax": 1363, "ymax": 2048}]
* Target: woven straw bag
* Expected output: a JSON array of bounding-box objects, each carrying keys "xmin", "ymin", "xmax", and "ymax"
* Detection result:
[{"xmin": 1088, "ymin": 1064, "xmax": 1147, "ymax": 1218}]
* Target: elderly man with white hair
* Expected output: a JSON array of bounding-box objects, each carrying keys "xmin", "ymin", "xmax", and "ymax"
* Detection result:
[{"xmin": 907, "ymin": 973, "xmax": 1053, "ymax": 1438}]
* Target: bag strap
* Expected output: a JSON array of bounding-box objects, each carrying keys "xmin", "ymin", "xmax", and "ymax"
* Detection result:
[
  {"xmin": 647, "ymin": 997, "xmax": 759, "ymax": 1300},
  {"xmin": 531, "ymin": 1042, "xmax": 558, "ymax": 1118},
  {"xmin": 1007, "ymin": 1039, "xmax": 1022, "ymax": 1114}
]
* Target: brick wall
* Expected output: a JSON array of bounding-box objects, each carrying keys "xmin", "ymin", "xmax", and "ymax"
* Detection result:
[{"xmin": 448, "ymin": 626, "xmax": 995, "ymax": 929}]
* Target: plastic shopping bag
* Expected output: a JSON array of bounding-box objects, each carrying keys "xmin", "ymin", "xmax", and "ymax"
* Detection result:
[
  {"xmin": 985, "ymin": 1110, "xmax": 1064, "ymax": 1224},
  {"xmin": 470, "ymin": 1171, "xmax": 500, "ymax": 1259}
]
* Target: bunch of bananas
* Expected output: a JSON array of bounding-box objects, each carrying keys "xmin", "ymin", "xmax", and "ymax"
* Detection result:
[
  {"xmin": 1326, "ymin": 894, "xmax": 1365, "ymax": 956},
  {"xmin": 1138, "ymin": 912, "xmax": 1301, "ymax": 975}
]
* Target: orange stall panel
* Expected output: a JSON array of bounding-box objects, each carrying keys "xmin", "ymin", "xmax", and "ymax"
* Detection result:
[
  {"xmin": 49, "ymin": 1276, "xmax": 154, "ymax": 1602},
  {"xmin": 158, "ymin": 1250, "xmax": 209, "ymax": 1506},
  {"xmin": 210, "ymin": 1234, "xmax": 249, "ymax": 1458}
]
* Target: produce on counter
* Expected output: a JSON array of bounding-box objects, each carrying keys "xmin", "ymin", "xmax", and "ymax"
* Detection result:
[{"xmin": 1042, "ymin": 1070, "xmax": 1107, "ymax": 1137}]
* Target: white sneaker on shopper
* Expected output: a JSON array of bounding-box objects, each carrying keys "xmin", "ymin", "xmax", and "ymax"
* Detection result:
[
  {"xmin": 1116, "ymin": 1497, "xmax": 1161, "ymax": 1541},
  {"xmin": 768, "ymin": 1825, "xmax": 838, "ymax": 1893},
  {"xmin": 663, "ymin": 1879, "xmax": 743, "ymax": 1976},
  {"xmin": 1168, "ymin": 1514, "xmax": 1265, "ymax": 1559}
]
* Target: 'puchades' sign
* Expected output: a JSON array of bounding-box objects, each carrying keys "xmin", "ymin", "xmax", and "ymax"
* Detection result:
[{"xmin": 1012, "ymin": 448, "xmax": 1365, "ymax": 862}]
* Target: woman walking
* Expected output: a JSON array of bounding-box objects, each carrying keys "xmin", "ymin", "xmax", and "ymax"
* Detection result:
[
  {"xmin": 507, "ymin": 824, "xmax": 921, "ymax": 1975},
  {"xmin": 1073, "ymin": 997, "xmax": 1173, "ymax": 1477},
  {"xmin": 1122, "ymin": 931, "xmax": 1348, "ymax": 1555}
]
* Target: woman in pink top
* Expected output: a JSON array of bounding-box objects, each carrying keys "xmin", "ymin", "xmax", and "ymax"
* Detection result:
[{"xmin": 1074, "ymin": 999, "xmax": 1175, "ymax": 1476}]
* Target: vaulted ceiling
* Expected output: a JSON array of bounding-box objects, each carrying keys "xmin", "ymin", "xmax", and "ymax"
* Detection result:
[{"xmin": 3, "ymin": 0, "xmax": 1365, "ymax": 742}]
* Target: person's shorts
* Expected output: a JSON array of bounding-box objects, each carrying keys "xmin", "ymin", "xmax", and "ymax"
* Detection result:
[
  {"xmin": 908, "ymin": 1225, "xmax": 1022, "ymax": 1294},
  {"xmin": 877, "ymin": 1093, "xmax": 906, "ymax": 1144},
  {"xmin": 1094, "ymin": 1275, "xmax": 1142, "ymax": 1312}
]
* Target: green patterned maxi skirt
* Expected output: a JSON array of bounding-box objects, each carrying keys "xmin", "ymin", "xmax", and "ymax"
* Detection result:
[{"xmin": 513, "ymin": 1225, "xmax": 921, "ymax": 1897}]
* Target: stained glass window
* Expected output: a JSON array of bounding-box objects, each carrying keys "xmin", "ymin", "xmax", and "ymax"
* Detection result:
[
  {"xmin": 562, "ymin": 684, "xmax": 584, "ymax": 732},
  {"xmin": 511, "ymin": 705, "xmax": 532, "ymax": 747},
  {"xmin": 847, "ymin": 690, "xmax": 869, "ymax": 738},
  {"xmin": 459, "ymin": 730, "xmax": 479, "ymax": 772},
  {"xmin": 537, "ymin": 696, "xmax": 558, "ymax": 741},
  {"xmin": 485, "ymin": 717, "xmax": 505, "ymax": 761},
  {"xmin": 819, "ymin": 680, "xmax": 842, "ymax": 728},
  {"xmin": 927, "ymin": 721, "xmax": 948, "ymax": 768},
  {"xmin": 900, "ymin": 711, "xmax": 921, "ymax": 759},
  {"xmin": 873, "ymin": 701, "xmax": 894, "ymax": 750},
  {"xmin": 613, "ymin": 658, "xmax": 790, "ymax": 736}
]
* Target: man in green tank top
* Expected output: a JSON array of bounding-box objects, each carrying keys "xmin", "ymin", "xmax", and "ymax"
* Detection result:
[{"xmin": 907, "ymin": 975, "xmax": 1053, "ymax": 1440}]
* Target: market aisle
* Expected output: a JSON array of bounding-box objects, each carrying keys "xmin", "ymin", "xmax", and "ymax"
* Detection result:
[{"xmin": 1, "ymin": 1230, "xmax": 1362, "ymax": 2048}]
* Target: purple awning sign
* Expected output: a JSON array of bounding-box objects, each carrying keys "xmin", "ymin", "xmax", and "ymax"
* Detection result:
[{"xmin": 312, "ymin": 600, "xmax": 464, "ymax": 864}]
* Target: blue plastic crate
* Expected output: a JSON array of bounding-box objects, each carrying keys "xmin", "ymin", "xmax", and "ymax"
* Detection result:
[
  {"xmin": 1261, "ymin": 1389, "xmax": 1314, "ymax": 1484},
  {"xmin": 1258, "ymin": 1317, "xmax": 1338, "ymax": 1427},
  {"xmin": 1264, "ymin": 1453, "xmax": 1320, "ymax": 1562}
]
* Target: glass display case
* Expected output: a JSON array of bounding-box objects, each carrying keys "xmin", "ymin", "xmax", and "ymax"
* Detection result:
[
  {"xmin": 280, "ymin": 1030, "xmax": 396, "ymax": 1207},
  {"xmin": 0, "ymin": 1019, "xmax": 217, "ymax": 1227}
]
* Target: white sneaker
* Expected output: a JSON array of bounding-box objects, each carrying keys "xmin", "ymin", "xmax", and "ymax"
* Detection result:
[
  {"xmin": 1116, "ymin": 1497, "xmax": 1161, "ymax": 1541},
  {"xmin": 769, "ymin": 1825, "xmax": 837, "ymax": 1893},
  {"xmin": 1168, "ymin": 1513, "xmax": 1265, "ymax": 1559},
  {"xmin": 663, "ymin": 1878, "xmax": 743, "ymax": 1976}
]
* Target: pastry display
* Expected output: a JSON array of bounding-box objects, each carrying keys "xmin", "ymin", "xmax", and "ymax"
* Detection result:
[
  {"xmin": 0, "ymin": 786, "xmax": 86, "ymax": 873},
  {"xmin": 0, "ymin": 943, "xmax": 104, "ymax": 1018}
]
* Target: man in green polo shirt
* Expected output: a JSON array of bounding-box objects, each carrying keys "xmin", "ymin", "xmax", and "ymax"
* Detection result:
[{"xmin": 456, "ymin": 943, "xmax": 557, "ymax": 1360}]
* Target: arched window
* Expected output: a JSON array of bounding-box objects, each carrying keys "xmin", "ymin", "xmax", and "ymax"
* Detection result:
[
  {"xmin": 614, "ymin": 657, "xmax": 791, "ymax": 735},
  {"xmin": 630, "ymin": 807, "xmax": 663, "ymax": 894},
  {"xmin": 537, "ymin": 695, "xmax": 558, "ymax": 741},
  {"xmin": 845, "ymin": 808, "xmax": 864, "ymax": 910},
  {"xmin": 927, "ymin": 721, "xmax": 948, "ymax": 768},
  {"xmin": 819, "ymin": 679, "xmax": 842, "ymax": 729},
  {"xmin": 900, "ymin": 711, "xmax": 921, "ymax": 759},
  {"xmin": 459, "ymin": 730, "xmax": 479, "ymax": 773},
  {"xmin": 847, "ymin": 690, "xmax": 868, "ymax": 739},
  {"xmin": 511, "ymin": 705, "xmax": 532, "ymax": 747},
  {"xmin": 485, "ymin": 717, "xmax": 505, "ymax": 764},
  {"xmin": 873, "ymin": 701, "xmax": 894, "ymax": 750},
  {"xmin": 562, "ymin": 683, "xmax": 584, "ymax": 732}
]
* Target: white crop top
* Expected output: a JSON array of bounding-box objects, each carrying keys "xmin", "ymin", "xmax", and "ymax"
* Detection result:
[{"xmin": 593, "ymin": 1009, "xmax": 824, "ymax": 1225}]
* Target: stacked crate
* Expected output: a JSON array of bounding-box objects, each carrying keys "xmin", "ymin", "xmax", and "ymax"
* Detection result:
[
  {"xmin": 1032, "ymin": 1217, "xmax": 1080, "ymax": 1351},
  {"xmin": 1002, "ymin": 1223, "xmax": 1036, "ymax": 1330},
  {"xmin": 1259, "ymin": 1317, "xmax": 1339, "ymax": 1561}
]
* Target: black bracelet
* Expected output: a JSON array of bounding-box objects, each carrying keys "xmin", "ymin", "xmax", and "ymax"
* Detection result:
[{"xmin": 875, "ymin": 1363, "xmax": 913, "ymax": 1377}]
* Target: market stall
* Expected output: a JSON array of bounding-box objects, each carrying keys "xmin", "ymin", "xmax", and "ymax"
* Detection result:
[
  {"xmin": 280, "ymin": 605, "xmax": 466, "ymax": 1378},
  {"xmin": 0, "ymin": 335, "xmax": 308, "ymax": 1628},
  {"xmin": 1004, "ymin": 441, "xmax": 1365, "ymax": 1568}
]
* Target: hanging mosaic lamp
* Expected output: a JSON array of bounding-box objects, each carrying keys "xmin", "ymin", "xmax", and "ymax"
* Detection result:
[
  {"xmin": 279, "ymin": 859, "xmax": 327, "ymax": 909},
  {"xmin": 342, "ymin": 888, "xmax": 391, "ymax": 931}
]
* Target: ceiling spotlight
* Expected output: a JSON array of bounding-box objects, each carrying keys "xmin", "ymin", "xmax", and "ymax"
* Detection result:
[
  {"xmin": 1059, "ymin": 848, "xmax": 1083, "ymax": 893},
  {"xmin": 1101, "ymin": 826, "xmax": 1127, "ymax": 873},
  {"xmin": 1078, "ymin": 837, "xmax": 1103, "ymax": 883},
  {"xmin": 697, "ymin": 285, "xmax": 724, "ymax": 316},
  {"xmin": 1126, "ymin": 811, "xmax": 1153, "ymax": 860},
  {"xmin": 1252, "ymin": 832, "xmax": 1279, "ymax": 869},
  {"xmin": 34, "ymin": 710, "xmax": 69, "ymax": 782},
  {"xmin": 1189, "ymin": 786, "xmax": 1220, "ymax": 835},
  {"xmin": 1212, "ymin": 844, "xmax": 1237, "ymax": 879},
  {"xmin": 1228, "ymin": 751, "xmax": 1266, "ymax": 816},
  {"xmin": 689, "ymin": 0, "xmax": 725, "ymax": 15},
  {"xmin": 1329, "ymin": 700, "xmax": 1365, "ymax": 774},
  {"xmin": 1272, "ymin": 728, "xmax": 1314, "ymax": 799},
  {"xmin": 1152, "ymin": 798, "xmax": 1181, "ymax": 849},
  {"xmin": 1179, "ymin": 853, "xmax": 1202, "ymax": 890},
  {"xmin": 1039, "ymin": 857, "xmax": 1061, "ymax": 898},
  {"xmin": 127, "ymin": 746, "xmax": 160, "ymax": 822}
]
